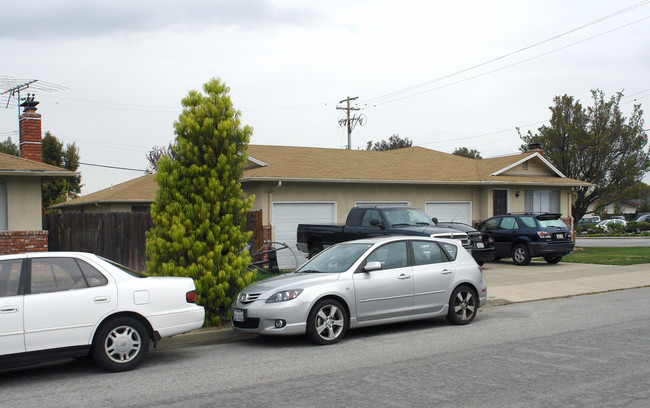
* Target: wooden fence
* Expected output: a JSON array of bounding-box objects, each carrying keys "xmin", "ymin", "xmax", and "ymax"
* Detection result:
[{"xmin": 43, "ymin": 210, "xmax": 263, "ymax": 272}]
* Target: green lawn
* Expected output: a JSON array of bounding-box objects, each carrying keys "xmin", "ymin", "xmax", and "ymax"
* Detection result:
[{"xmin": 562, "ymin": 247, "xmax": 650, "ymax": 266}]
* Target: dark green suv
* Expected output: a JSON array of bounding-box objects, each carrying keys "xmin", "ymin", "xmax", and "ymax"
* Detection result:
[{"xmin": 477, "ymin": 213, "xmax": 574, "ymax": 265}]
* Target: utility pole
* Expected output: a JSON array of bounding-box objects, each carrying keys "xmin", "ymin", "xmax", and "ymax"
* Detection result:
[{"xmin": 336, "ymin": 96, "xmax": 360, "ymax": 150}]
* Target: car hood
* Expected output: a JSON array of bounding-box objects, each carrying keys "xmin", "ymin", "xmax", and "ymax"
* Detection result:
[
  {"xmin": 242, "ymin": 272, "xmax": 341, "ymax": 295},
  {"xmin": 391, "ymin": 225, "xmax": 468, "ymax": 238}
]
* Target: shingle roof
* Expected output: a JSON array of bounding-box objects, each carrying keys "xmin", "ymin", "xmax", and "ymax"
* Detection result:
[
  {"xmin": 0, "ymin": 152, "xmax": 77, "ymax": 176},
  {"xmin": 50, "ymin": 174, "xmax": 156, "ymax": 209},
  {"xmin": 52, "ymin": 145, "xmax": 590, "ymax": 209},
  {"xmin": 243, "ymin": 145, "xmax": 589, "ymax": 186}
]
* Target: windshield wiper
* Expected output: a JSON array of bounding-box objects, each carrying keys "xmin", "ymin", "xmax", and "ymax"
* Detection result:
[
  {"xmin": 391, "ymin": 223, "xmax": 411, "ymax": 227},
  {"xmin": 297, "ymin": 269, "xmax": 322, "ymax": 273}
]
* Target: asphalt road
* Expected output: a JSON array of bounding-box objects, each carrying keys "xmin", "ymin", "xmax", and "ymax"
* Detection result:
[{"xmin": 2, "ymin": 288, "xmax": 649, "ymax": 407}]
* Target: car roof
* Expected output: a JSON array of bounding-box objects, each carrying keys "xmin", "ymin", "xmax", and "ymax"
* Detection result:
[{"xmin": 339, "ymin": 235, "xmax": 457, "ymax": 246}]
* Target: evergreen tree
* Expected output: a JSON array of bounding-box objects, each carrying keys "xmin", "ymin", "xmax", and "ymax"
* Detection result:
[
  {"xmin": 0, "ymin": 137, "xmax": 19, "ymax": 156},
  {"xmin": 366, "ymin": 134, "xmax": 412, "ymax": 150},
  {"xmin": 146, "ymin": 78, "xmax": 255, "ymax": 325},
  {"xmin": 452, "ymin": 147, "xmax": 482, "ymax": 159},
  {"xmin": 42, "ymin": 132, "xmax": 82, "ymax": 212}
]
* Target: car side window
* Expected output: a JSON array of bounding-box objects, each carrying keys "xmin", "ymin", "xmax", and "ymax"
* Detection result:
[
  {"xmin": 0, "ymin": 259, "xmax": 22, "ymax": 298},
  {"xmin": 30, "ymin": 258, "xmax": 88, "ymax": 294},
  {"xmin": 76, "ymin": 259, "xmax": 109, "ymax": 287},
  {"xmin": 499, "ymin": 216, "xmax": 518, "ymax": 230},
  {"xmin": 481, "ymin": 218, "xmax": 500, "ymax": 231},
  {"xmin": 440, "ymin": 242, "xmax": 458, "ymax": 261},
  {"xmin": 412, "ymin": 241, "xmax": 446, "ymax": 265},
  {"xmin": 361, "ymin": 209, "xmax": 381, "ymax": 227},
  {"xmin": 366, "ymin": 241, "xmax": 407, "ymax": 269},
  {"xmin": 519, "ymin": 216, "xmax": 537, "ymax": 228}
]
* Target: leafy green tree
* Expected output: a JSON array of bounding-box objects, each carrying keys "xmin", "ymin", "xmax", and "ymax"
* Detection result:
[
  {"xmin": 520, "ymin": 90, "xmax": 650, "ymax": 221},
  {"xmin": 0, "ymin": 137, "xmax": 19, "ymax": 155},
  {"xmin": 146, "ymin": 78, "xmax": 255, "ymax": 326},
  {"xmin": 367, "ymin": 134, "xmax": 412, "ymax": 150},
  {"xmin": 453, "ymin": 147, "xmax": 482, "ymax": 159},
  {"xmin": 42, "ymin": 132, "xmax": 82, "ymax": 212}
]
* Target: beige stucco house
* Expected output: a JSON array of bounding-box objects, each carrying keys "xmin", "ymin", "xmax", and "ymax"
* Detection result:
[
  {"xmin": 52, "ymin": 144, "xmax": 589, "ymax": 267},
  {"xmin": 0, "ymin": 95, "xmax": 77, "ymax": 254}
]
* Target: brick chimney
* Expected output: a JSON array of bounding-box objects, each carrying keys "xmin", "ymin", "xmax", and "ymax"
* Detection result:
[
  {"xmin": 19, "ymin": 94, "xmax": 42, "ymax": 162},
  {"xmin": 527, "ymin": 142, "xmax": 544, "ymax": 157}
]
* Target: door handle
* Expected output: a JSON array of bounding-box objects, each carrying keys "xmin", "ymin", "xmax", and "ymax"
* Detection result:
[
  {"xmin": 441, "ymin": 269, "xmax": 453, "ymax": 275},
  {"xmin": 398, "ymin": 274, "xmax": 411, "ymax": 280},
  {"xmin": 1, "ymin": 306, "xmax": 18, "ymax": 313},
  {"xmin": 94, "ymin": 296, "xmax": 110, "ymax": 303}
]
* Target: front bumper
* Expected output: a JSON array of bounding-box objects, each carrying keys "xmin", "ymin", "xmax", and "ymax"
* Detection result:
[
  {"xmin": 231, "ymin": 298, "xmax": 310, "ymax": 336},
  {"xmin": 529, "ymin": 241, "xmax": 575, "ymax": 257}
]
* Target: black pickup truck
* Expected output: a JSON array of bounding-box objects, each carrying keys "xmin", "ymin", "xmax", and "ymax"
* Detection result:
[{"xmin": 296, "ymin": 206, "xmax": 473, "ymax": 258}]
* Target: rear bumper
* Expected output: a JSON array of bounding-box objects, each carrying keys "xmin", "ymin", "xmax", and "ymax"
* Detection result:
[
  {"xmin": 471, "ymin": 247, "xmax": 495, "ymax": 263},
  {"xmin": 529, "ymin": 241, "xmax": 575, "ymax": 257}
]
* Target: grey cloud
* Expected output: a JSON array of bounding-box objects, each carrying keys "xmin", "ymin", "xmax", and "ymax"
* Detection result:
[{"xmin": 0, "ymin": 0, "xmax": 325, "ymax": 40}]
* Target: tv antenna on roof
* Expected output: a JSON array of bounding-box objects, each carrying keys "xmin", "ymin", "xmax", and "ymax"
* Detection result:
[{"xmin": 1, "ymin": 76, "xmax": 68, "ymax": 120}]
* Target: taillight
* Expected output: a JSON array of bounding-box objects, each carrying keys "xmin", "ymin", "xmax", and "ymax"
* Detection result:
[
  {"xmin": 186, "ymin": 290, "xmax": 197, "ymax": 303},
  {"xmin": 537, "ymin": 231, "xmax": 551, "ymax": 239}
]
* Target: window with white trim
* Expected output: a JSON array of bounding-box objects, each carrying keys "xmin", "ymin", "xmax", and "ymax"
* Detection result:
[{"xmin": 524, "ymin": 190, "xmax": 560, "ymax": 213}]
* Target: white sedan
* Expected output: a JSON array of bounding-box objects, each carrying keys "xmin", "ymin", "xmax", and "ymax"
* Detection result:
[{"xmin": 0, "ymin": 252, "xmax": 204, "ymax": 371}]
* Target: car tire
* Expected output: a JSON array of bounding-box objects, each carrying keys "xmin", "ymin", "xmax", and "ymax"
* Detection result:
[
  {"xmin": 512, "ymin": 244, "xmax": 531, "ymax": 265},
  {"xmin": 476, "ymin": 260, "xmax": 485, "ymax": 266},
  {"xmin": 543, "ymin": 255, "xmax": 562, "ymax": 264},
  {"xmin": 446, "ymin": 285, "xmax": 477, "ymax": 325},
  {"xmin": 306, "ymin": 298, "xmax": 348, "ymax": 345},
  {"xmin": 92, "ymin": 317, "xmax": 150, "ymax": 372}
]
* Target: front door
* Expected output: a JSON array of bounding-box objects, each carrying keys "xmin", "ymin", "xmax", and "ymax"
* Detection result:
[
  {"xmin": 493, "ymin": 190, "xmax": 508, "ymax": 216},
  {"xmin": 0, "ymin": 259, "xmax": 25, "ymax": 355},
  {"xmin": 353, "ymin": 241, "xmax": 414, "ymax": 321}
]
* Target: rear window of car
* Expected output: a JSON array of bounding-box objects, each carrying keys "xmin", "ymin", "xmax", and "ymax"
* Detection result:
[
  {"xmin": 538, "ymin": 218, "xmax": 568, "ymax": 228},
  {"xmin": 100, "ymin": 257, "xmax": 147, "ymax": 278},
  {"xmin": 0, "ymin": 259, "xmax": 22, "ymax": 297}
]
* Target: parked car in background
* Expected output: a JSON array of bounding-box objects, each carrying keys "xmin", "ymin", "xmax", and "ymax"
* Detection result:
[
  {"xmin": 635, "ymin": 213, "xmax": 650, "ymax": 223},
  {"xmin": 297, "ymin": 206, "xmax": 471, "ymax": 258},
  {"xmin": 577, "ymin": 216, "xmax": 601, "ymax": 227},
  {"xmin": 477, "ymin": 213, "xmax": 574, "ymax": 265},
  {"xmin": 435, "ymin": 221, "xmax": 495, "ymax": 265},
  {"xmin": 596, "ymin": 218, "xmax": 627, "ymax": 232},
  {"xmin": 232, "ymin": 236, "xmax": 487, "ymax": 344},
  {"xmin": 0, "ymin": 252, "xmax": 205, "ymax": 371}
]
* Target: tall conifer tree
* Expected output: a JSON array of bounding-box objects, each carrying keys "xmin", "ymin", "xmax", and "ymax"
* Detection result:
[{"xmin": 146, "ymin": 78, "xmax": 255, "ymax": 325}]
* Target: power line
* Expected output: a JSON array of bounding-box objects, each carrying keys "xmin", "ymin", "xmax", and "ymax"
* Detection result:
[
  {"xmin": 363, "ymin": 15, "xmax": 650, "ymax": 108},
  {"xmin": 358, "ymin": 1, "xmax": 650, "ymax": 108},
  {"xmin": 79, "ymin": 162, "xmax": 146, "ymax": 172}
]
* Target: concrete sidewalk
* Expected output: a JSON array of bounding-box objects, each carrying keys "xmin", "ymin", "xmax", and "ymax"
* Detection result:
[
  {"xmin": 482, "ymin": 260, "xmax": 650, "ymax": 305},
  {"xmin": 158, "ymin": 261, "xmax": 650, "ymax": 349}
]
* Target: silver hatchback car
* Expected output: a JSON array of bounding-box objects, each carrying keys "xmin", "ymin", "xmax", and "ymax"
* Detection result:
[{"xmin": 232, "ymin": 236, "xmax": 487, "ymax": 344}]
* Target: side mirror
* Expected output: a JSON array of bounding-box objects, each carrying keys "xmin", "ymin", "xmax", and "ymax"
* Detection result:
[
  {"xmin": 370, "ymin": 218, "xmax": 383, "ymax": 228},
  {"xmin": 431, "ymin": 217, "xmax": 438, "ymax": 224},
  {"xmin": 363, "ymin": 261, "xmax": 382, "ymax": 272}
]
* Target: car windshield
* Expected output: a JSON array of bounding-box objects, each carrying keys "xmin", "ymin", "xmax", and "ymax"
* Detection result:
[
  {"xmin": 538, "ymin": 218, "xmax": 568, "ymax": 229},
  {"xmin": 383, "ymin": 208, "xmax": 433, "ymax": 227},
  {"xmin": 296, "ymin": 243, "xmax": 373, "ymax": 273}
]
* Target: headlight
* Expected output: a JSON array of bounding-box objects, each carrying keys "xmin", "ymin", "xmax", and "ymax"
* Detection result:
[{"xmin": 266, "ymin": 289, "xmax": 303, "ymax": 303}]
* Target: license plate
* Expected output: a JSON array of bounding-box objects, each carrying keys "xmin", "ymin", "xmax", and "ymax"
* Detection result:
[
  {"xmin": 233, "ymin": 308, "xmax": 245, "ymax": 322},
  {"xmin": 556, "ymin": 233, "xmax": 564, "ymax": 239},
  {"xmin": 475, "ymin": 242, "xmax": 484, "ymax": 249}
]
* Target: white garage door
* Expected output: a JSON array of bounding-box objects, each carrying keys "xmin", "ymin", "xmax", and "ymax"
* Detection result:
[
  {"xmin": 272, "ymin": 202, "xmax": 336, "ymax": 270},
  {"xmin": 425, "ymin": 202, "xmax": 472, "ymax": 225}
]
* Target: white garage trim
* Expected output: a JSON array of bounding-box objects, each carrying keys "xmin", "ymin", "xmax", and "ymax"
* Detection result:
[
  {"xmin": 272, "ymin": 202, "xmax": 337, "ymax": 270},
  {"xmin": 425, "ymin": 202, "xmax": 472, "ymax": 225},
  {"xmin": 355, "ymin": 201, "xmax": 410, "ymax": 207}
]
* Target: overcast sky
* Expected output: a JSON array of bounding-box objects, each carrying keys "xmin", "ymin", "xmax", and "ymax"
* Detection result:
[{"xmin": 1, "ymin": 0, "xmax": 649, "ymax": 194}]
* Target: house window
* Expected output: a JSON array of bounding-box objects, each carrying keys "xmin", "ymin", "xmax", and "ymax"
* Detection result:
[
  {"xmin": 524, "ymin": 190, "xmax": 560, "ymax": 213},
  {"xmin": 0, "ymin": 183, "xmax": 7, "ymax": 230}
]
